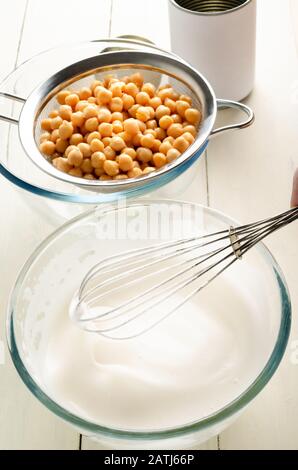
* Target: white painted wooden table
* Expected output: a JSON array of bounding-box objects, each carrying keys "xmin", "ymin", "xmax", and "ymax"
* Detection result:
[{"xmin": 1, "ymin": 0, "xmax": 298, "ymax": 450}]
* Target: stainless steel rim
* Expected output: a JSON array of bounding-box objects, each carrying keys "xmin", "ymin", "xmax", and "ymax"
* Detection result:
[{"xmin": 169, "ymin": 0, "xmax": 252, "ymax": 16}]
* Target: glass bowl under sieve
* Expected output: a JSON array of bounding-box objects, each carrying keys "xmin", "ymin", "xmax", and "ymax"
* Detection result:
[
  {"xmin": 0, "ymin": 42, "xmax": 253, "ymax": 202},
  {"xmin": 7, "ymin": 200, "xmax": 291, "ymax": 450}
]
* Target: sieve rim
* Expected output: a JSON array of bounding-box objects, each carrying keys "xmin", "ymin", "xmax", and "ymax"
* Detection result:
[{"xmin": 19, "ymin": 50, "xmax": 216, "ymax": 193}]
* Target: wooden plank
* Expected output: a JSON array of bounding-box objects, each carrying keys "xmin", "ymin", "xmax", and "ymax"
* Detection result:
[
  {"xmin": 0, "ymin": 0, "xmax": 112, "ymax": 450},
  {"xmin": 82, "ymin": 0, "xmax": 214, "ymax": 450},
  {"xmin": 208, "ymin": 0, "xmax": 298, "ymax": 449},
  {"xmin": 17, "ymin": 0, "xmax": 112, "ymax": 64}
]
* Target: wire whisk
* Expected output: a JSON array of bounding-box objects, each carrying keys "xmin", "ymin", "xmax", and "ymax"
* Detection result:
[{"xmin": 69, "ymin": 207, "xmax": 298, "ymax": 339}]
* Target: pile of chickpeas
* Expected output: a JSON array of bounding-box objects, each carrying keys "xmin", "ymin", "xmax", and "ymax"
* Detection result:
[{"xmin": 39, "ymin": 72, "xmax": 201, "ymax": 181}]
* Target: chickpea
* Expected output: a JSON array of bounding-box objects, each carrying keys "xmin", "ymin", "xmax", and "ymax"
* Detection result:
[
  {"xmin": 75, "ymin": 100, "xmax": 89, "ymax": 112},
  {"xmin": 98, "ymin": 122, "xmax": 113, "ymax": 137},
  {"xmin": 124, "ymin": 82, "xmax": 139, "ymax": 98},
  {"xmin": 183, "ymin": 132, "xmax": 195, "ymax": 145},
  {"xmin": 147, "ymin": 119, "xmax": 157, "ymax": 130},
  {"xmin": 56, "ymin": 138, "xmax": 69, "ymax": 154},
  {"xmin": 91, "ymin": 151, "xmax": 106, "ymax": 169},
  {"xmin": 173, "ymin": 136, "xmax": 190, "ymax": 153},
  {"xmin": 100, "ymin": 175, "xmax": 113, "ymax": 181},
  {"xmin": 122, "ymin": 94, "xmax": 135, "ymax": 110},
  {"xmin": 86, "ymin": 131, "xmax": 102, "ymax": 144},
  {"xmin": 121, "ymin": 131, "xmax": 133, "ymax": 144},
  {"xmin": 85, "ymin": 117, "xmax": 99, "ymax": 132},
  {"xmin": 110, "ymin": 136, "xmax": 126, "ymax": 152},
  {"xmin": 94, "ymin": 168, "xmax": 105, "ymax": 177},
  {"xmin": 128, "ymin": 104, "xmax": 140, "ymax": 118},
  {"xmin": 153, "ymin": 153, "xmax": 167, "ymax": 168},
  {"xmin": 164, "ymin": 98, "xmax": 176, "ymax": 113},
  {"xmin": 155, "ymin": 105, "xmax": 171, "ymax": 120},
  {"xmin": 102, "ymin": 137, "xmax": 112, "ymax": 147},
  {"xmin": 133, "ymin": 161, "xmax": 141, "ymax": 168},
  {"xmin": 171, "ymin": 113, "xmax": 182, "ymax": 124},
  {"xmin": 158, "ymin": 88, "xmax": 176, "ymax": 102},
  {"xmin": 185, "ymin": 108, "xmax": 201, "ymax": 125},
  {"xmin": 164, "ymin": 136, "xmax": 175, "ymax": 145},
  {"xmin": 78, "ymin": 143, "xmax": 92, "ymax": 158},
  {"xmin": 40, "ymin": 131, "xmax": 51, "ymax": 143},
  {"xmin": 90, "ymin": 138, "xmax": 105, "ymax": 153},
  {"xmin": 53, "ymin": 157, "xmax": 72, "ymax": 173},
  {"xmin": 136, "ymin": 91, "xmax": 150, "ymax": 106},
  {"xmin": 118, "ymin": 154, "xmax": 134, "ymax": 172},
  {"xmin": 149, "ymin": 96, "xmax": 162, "ymax": 109},
  {"xmin": 88, "ymin": 97, "xmax": 97, "ymax": 104},
  {"xmin": 123, "ymin": 118, "xmax": 139, "ymax": 136},
  {"xmin": 121, "ymin": 147, "xmax": 136, "ymax": 159},
  {"xmin": 41, "ymin": 118, "xmax": 52, "ymax": 131},
  {"xmin": 159, "ymin": 141, "xmax": 172, "ymax": 155},
  {"xmin": 96, "ymin": 86, "xmax": 113, "ymax": 105},
  {"xmin": 167, "ymin": 148, "xmax": 181, "ymax": 163},
  {"xmin": 49, "ymin": 110, "xmax": 59, "ymax": 118},
  {"xmin": 136, "ymin": 106, "xmax": 151, "ymax": 122},
  {"xmin": 65, "ymin": 93, "xmax": 80, "ymax": 109},
  {"xmin": 112, "ymin": 120, "xmax": 123, "ymax": 134},
  {"xmin": 65, "ymin": 145, "xmax": 77, "ymax": 157},
  {"xmin": 179, "ymin": 94, "xmax": 192, "ymax": 105},
  {"xmin": 71, "ymin": 111, "xmax": 85, "ymax": 127},
  {"xmin": 98, "ymin": 108, "xmax": 112, "ymax": 123},
  {"xmin": 83, "ymin": 105, "xmax": 98, "ymax": 120},
  {"xmin": 144, "ymin": 129, "xmax": 156, "ymax": 138},
  {"xmin": 110, "ymin": 82, "xmax": 125, "ymax": 97},
  {"xmin": 81, "ymin": 158, "xmax": 93, "ymax": 174},
  {"xmin": 40, "ymin": 140, "xmax": 56, "ymax": 156},
  {"xmin": 130, "ymin": 73, "xmax": 144, "ymax": 88},
  {"xmin": 143, "ymin": 167, "xmax": 155, "ymax": 175},
  {"xmin": 111, "ymin": 111, "xmax": 123, "ymax": 122},
  {"xmin": 50, "ymin": 129, "xmax": 60, "ymax": 142},
  {"xmin": 57, "ymin": 90, "xmax": 71, "ymax": 105},
  {"xmin": 152, "ymin": 139, "xmax": 162, "ymax": 153},
  {"xmin": 122, "ymin": 111, "xmax": 129, "ymax": 121},
  {"xmin": 183, "ymin": 125, "xmax": 197, "ymax": 137},
  {"xmin": 110, "ymin": 97, "xmax": 123, "ymax": 113},
  {"xmin": 104, "ymin": 160, "xmax": 120, "ymax": 177},
  {"xmin": 128, "ymin": 167, "xmax": 143, "ymax": 178},
  {"xmin": 142, "ymin": 83, "xmax": 155, "ymax": 98},
  {"xmin": 59, "ymin": 105, "xmax": 72, "ymax": 121},
  {"xmin": 132, "ymin": 133, "xmax": 142, "ymax": 147},
  {"xmin": 80, "ymin": 123, "xmax": 89, "ymax": 135},
  {"xmin": 136, "ymin": 147, "xmax": 153, "ymax": 163},
  {"xmin": 167, "ymin": 123, "xmax": 183, "ymax": 138},
  {"xmin": 159, "ymin": 115, "xmax": 174, "ymax": 130},
  {"xmin": 67, "ymin": 148, "xmax": 83, "ymax": 167},
  {"xmin": 140, "ymin": 133, "xmax": 155, "ymax": 149},
  {"xmin": 104, "ymin": 146, "xmax": 116, "ymax": 160},
  {"xmin": 79, "ymin": 87, "xmax": 92, "ymax": 100},
  {"xmin": 59, "ymin": 121, "xmax": 74, "ymax": 140},
  {"xmin": 84, "ymin": 174, "xmax": 96, "ymax": 180},
  {"xmin": 69, "ymin": 168, "xmax": 83, "ymax": 178},
  {"xmin": 91, "ymin": 80, "xmax": 103, "ymax": 93},
  {"xmin": 155, "ymin": 127, "xmax": 167, "ymax": 141},
  {"xmin": 114, "ymin": 174, "xmax": 128, "ymax": 180},
  {"xmin": 176, "ymin": 100, "xmax": 191, "ymax": 118},
  {"xmin": 51, "ymin": 116, "xmax": 63, "ymax": 130}
]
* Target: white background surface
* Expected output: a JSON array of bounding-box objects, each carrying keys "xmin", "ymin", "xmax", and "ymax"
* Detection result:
[{"xmin": 0, "ymin": 0, "xmax": 298, "ymax": 450}]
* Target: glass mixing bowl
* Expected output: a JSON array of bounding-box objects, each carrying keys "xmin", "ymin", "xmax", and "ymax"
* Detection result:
[{"xmin": 7, "ymin": 200, "xmax": 291, "ymax": 450}]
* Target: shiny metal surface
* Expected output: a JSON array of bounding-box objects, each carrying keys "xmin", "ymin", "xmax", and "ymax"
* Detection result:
[{"xmin": 170, "ymin": 0, "xmax": 252, "ymax": 15}]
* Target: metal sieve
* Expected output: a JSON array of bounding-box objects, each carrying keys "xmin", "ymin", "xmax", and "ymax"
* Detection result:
[{"xmin": 0, "ymin": 50, "xmax": 253, "ymax": 194}]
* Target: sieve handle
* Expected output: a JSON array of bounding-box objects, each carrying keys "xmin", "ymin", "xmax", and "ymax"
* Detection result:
[
  {"xmin": 211, "ymin": 99, "xmax": 254, "ymax": 136},
  {"xmin": 0, "ymin": 92, "xmax": 26, "ymax": 125}
]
